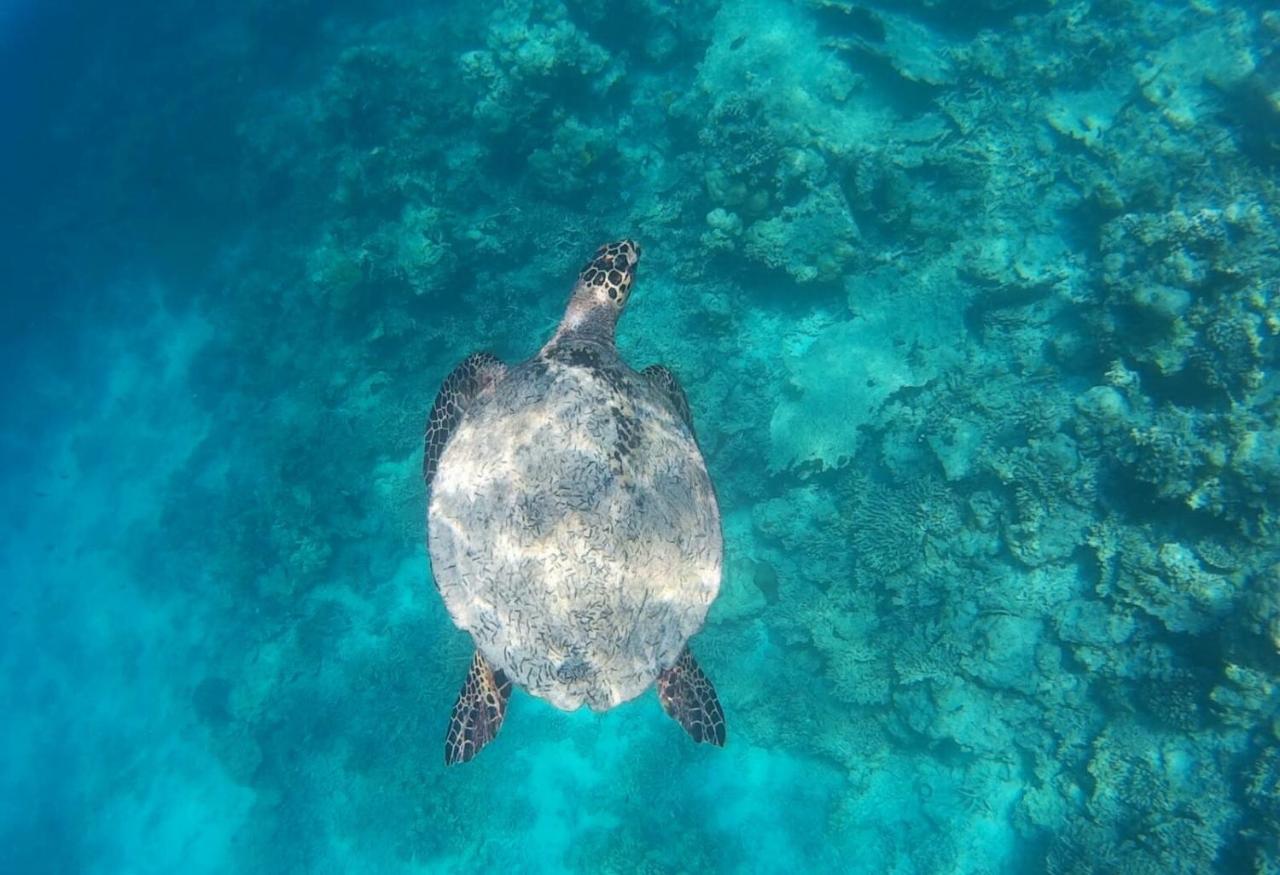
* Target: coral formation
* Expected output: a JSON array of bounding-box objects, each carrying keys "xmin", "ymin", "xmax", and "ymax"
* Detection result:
[{"xmin": 5, "ymin": 0, "xmax": 1280, "ymax": 872}]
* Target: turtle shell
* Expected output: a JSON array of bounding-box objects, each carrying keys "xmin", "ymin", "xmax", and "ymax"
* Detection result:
[{"xmin": 427, "ymin": 345, "xmax": 722, "ymax": 712}]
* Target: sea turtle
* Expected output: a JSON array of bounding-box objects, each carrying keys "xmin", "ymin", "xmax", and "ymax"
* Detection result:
[{"xmin": 424, "ymin": 239, "xmax": 725, "ymax": 765}]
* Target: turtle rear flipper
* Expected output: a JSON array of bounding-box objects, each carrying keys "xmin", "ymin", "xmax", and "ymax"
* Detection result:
[
  {"xmin": 657, "ymin": 646, "xmax": 725, "ymax": 747},
  {"xmin": 424, "ymin": 352, "xmax": 507, "ymax": 487},
  {"xmin": 445, "ymin": 651, "xmax": 512, "ymax": 766}
]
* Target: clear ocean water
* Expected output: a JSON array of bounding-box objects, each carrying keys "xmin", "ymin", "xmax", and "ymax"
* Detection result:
[{"xmin": 2, "ymin": 1, "xmax": 1278, "ymax": 872}]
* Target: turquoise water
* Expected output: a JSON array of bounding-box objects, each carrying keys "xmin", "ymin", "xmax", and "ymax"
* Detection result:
[{"xmin": 2, "ymin": 0, "xmax": 1278, "ymax": 872}]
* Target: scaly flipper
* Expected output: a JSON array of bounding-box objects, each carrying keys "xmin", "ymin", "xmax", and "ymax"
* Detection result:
[
  {"xmin": 424, "ymin": 352, "xmax": 507, "ymax": 488},
  {"xmin": 445, "ymin": 651, "xmax": 512, "ymax": 766},
  {"xmin": 641, "ymin": 364, "xmax": 694, "ymax": 435},
  {"xmin": 657, "ymin": 646, "xmax": 725, "ymax": 747}
]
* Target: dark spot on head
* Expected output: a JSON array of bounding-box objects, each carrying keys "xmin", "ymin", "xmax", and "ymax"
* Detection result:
[
  {"xmin": 608, "ymin": 288, "xmax": 617, "ymax": 299},
  {"xmin": 615, "ymin": 254, "xmax": 629, "ymax": 269},
  {"xmin": 592, "ymin": 274, "xmax": 605, "ymax": 286},
  {"xmin": 607, "ymin": 269, "xmax": 622, "ymax": 284}
]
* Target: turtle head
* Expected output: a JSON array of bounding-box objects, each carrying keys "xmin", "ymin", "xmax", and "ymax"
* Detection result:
[
  {"xmin": 574, "ymin": 239, "xmax": 640, "ymax": 309},
  {"xmin": 554, "ymin": 239, "xmax": 641, "ymax": 344}
]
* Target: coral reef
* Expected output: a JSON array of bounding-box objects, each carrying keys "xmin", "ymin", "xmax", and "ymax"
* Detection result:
[{"xmin": 7, "ymin": 0, "xmax": 1280, "ymax": 872}]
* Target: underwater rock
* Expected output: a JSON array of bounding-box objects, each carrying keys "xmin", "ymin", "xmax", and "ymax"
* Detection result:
[
  {"xmin": 928, "ymin": 676, "xmax": 1022, "ymax": 755},
  {"xmin": 1056, "ymin": 598, "xmax": 1135, "ymax": 649},
  {"xmin": 926, "ymin": 415, "xmax": 984, "ymax": 481},
  {"xmin": 717, "ymin": 556, "xmax": 770, "ymax": 622},
  {"xmin": 683, "ymin": 0, "xmax": 908, "ymax": 280},
  {"xmin": 1045, "ymin": 81, "xmax": 1129, "ymax": 151},
  {"xmin": 965, "ymin": 614, "xmax": 1042, "ymax": 695},
  {"xmin": 1134, "ymin": 7, "xmax": 1257, "ymax": 131}
]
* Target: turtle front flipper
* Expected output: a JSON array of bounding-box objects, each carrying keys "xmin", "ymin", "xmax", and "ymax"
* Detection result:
[
  {"xmin": 424, "ymin": 352, "xmax": 507, "ymax": 488},
  {"xmin": 641, "ymin": 364, "xmax": 694, "ymax": 434},
  {"xmin": 657, "ymin": 646, "xmax": 725, "ymax": 747},
  {"xmin": 445, "ymin": 651, "xmax": 512, "ymax": 766}
]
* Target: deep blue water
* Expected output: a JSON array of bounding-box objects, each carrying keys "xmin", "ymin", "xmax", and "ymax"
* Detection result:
[{"xmin": 3, "ymin": 1, "xmax": 1279, "ymax": 872}]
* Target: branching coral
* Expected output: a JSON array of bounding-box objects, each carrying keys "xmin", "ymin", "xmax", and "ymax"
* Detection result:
[
  {"xmin": 1088, "ymin": 516, "xmax": 1236, "ymax": 635},
  {"xmin": 1135, "ymin": 670, "xmax": 1206, "ymax": 732},
  {"xmin": 1043, "ymin": 819, "xmax": 1127, "ymax": 875},
  {"xmin": 459, "ymin": 0, "xmax": 616, "ymax": 135},
  {"xmin": 1081, "ymin": 721, "xmax": 1235, "ymax": 874},
  {"xmin": 892, "ymin": 632, "xmax": 960, "ymax": 687},
  {"xmin": 824, "ymin": 642, "xmax": 891, "ymax": 707},
  {"xmin": 848, "ymin": 477, "xmax": 959, "ymax": 575},
  {"xmin": 984, "ymin": 431, "xmax": 1094, "ymax": 568},
  {"xmin": 1246, "ymin": 746, "xmax": 1280, "ymax": 828},
  {"xmin": 1094, "ymin": 203, "xmax": 1275, "ymax": 405},
  {"xmin": 742, "ymin": 185, "xmax": 862, "ymax": 284}
]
